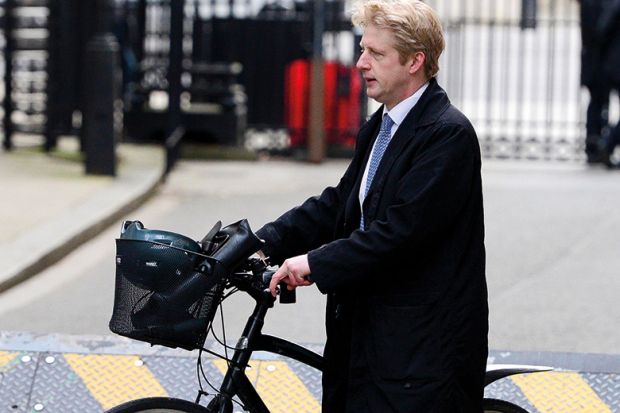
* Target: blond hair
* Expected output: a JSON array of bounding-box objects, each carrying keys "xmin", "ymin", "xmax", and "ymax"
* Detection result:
[{"xmin": 351, "ymin": 0, "xmax": 445, "ymax": 78}]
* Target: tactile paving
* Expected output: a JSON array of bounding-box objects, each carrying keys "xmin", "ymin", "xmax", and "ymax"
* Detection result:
[
  {"xmin": 64, "ymin": 353, "xmax": 167, "ymax": 410},
  {"xmin": 485, "ymin": 375, "xmax": 537, "ymax": 412},
  {"xmin": 143, "ymin": 354, "xmax": 222, "ymax": 403},
  {"xmin": 1, "ymin": 346, "xmax": 619, "ymax": 413},
  {"xmin": 287, "ymin": 359, "xmax": 323, "ymax": 402},
  {"xmin": 0, "ymin": 352, "xmax": 37, "ymax": 413},
  {"xmin": 512, "ymin": 371, "xmax": 612, "ymax": 413},
  {"xmin": 28, "ymin": 352, "xmax": 101, "ymax": 413},
  {"xmin": 581, "ymin": 372, "xmax": 620, "ymax": 413},
  {"xmin": 214, "ymin": 359, "xmax": 320, "ymax": 413}
]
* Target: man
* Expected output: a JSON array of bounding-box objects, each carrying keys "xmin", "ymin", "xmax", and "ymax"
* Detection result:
[
  {"xmin": 577, "ymin": 0, "xmax": 612, "ymax": 163},
  {"xmin": 256, "ymin": 1, "xmax": 488, "ymax": 411}
]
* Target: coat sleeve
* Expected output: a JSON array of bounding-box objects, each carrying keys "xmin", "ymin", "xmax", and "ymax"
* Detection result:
[
  {"xmin": 256, "ymin": 157, "xmax": 360, "ymax": 264},
  {"xmin": 307, "ymin": 121, "xmax": 481, "ymax": 293}
]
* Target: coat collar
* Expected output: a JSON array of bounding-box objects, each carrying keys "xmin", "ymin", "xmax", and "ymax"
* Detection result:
[
  {"xmin": 386, "ymin": 77, "xmax": 451, "ymax": 130},
  {"xmin": 358, "ymin": 77, "xmax": 451, "ymax": 150},
  {"xmin": 358, "ymin": 78, "xmax": 451, "ymax": 208}
]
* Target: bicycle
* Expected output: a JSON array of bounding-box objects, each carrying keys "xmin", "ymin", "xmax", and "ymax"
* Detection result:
[{"xmin": 107, "ymin": 219, "xmax": 549, "ymax": 413}]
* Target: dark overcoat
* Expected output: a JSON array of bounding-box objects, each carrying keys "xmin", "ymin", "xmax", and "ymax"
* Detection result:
[
  {"xmin": 256, "ymin": 78, "xmax": 488, "ymax": 413},
  {"xmin": 597, "ymin": 0, "xmax": 620, "ymax": 86},
  {"xmin": 579, "ymin": 0, "xmax": 609, "ymax": 87}
]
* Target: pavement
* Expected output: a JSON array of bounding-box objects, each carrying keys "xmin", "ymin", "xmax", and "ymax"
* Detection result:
[
  {"xmin": 2, "ymin": 137, "xmax": 620, "ymax": 412},
  {"xmin": 0, "ymin": 137, "xmax": 165, "ymax": 293}
]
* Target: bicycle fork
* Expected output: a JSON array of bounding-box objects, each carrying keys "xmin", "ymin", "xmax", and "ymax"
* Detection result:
[{"xmin": 215, "ymin": 298, "xmax": 273, "ymax": 413}]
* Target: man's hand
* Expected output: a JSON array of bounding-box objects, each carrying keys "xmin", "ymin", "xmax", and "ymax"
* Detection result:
[{"xmin": 269, "ymin": 254, "xmax": 313, "ymax": 297}]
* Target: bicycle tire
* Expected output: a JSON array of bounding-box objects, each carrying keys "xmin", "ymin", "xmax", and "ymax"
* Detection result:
[
  {"xmin": 483, "ymin": 398, "xmax": 529, "ymax": 413},
  {"xmin": 105, "ymin": 397, "xmax": 211, "ymax": 413}
]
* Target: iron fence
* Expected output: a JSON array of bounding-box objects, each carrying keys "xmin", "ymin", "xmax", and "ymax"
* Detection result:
[
  {"xmin": 2, "ymin": 0, "xmax": 609, "ymax": 161},
  {"xmin": 1, "ymin": 0, "xmax": 50, "ymax": 150},
  {"xmin": 123, "ymin": 0, "xmax": 354, "ymax": 149},
  {"xmin": 431, "ymin": 0, "xmax": 590, "ymax": 160}
]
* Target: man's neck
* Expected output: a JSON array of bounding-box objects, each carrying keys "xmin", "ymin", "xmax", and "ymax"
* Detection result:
[
  {"xmin": 384, "ymin": 81, "xmax": 429, "ymax": 125},
  {"xmin": 385, "ymin": 76, "xmax": 430, "ymax": 111}
]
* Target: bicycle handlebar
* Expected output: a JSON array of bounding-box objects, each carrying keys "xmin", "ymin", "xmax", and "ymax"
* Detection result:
[
  {"xmin": 170, "ymin": 219, "xmax": 298, "ymax": 306},
  {"xmin": 228, "ymin": 257, "xmax": 296, "ymax": 304}
]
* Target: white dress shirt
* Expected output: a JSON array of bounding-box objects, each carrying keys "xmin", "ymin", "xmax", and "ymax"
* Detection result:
[{"xmin": 358, "ymin": 82, "xmax": 429, "ymax": 213}]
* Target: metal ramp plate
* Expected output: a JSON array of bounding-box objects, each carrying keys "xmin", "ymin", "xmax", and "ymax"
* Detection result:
[{"xmin": 1, "ymin": 335, "xmax": 619, "ymax": 412}]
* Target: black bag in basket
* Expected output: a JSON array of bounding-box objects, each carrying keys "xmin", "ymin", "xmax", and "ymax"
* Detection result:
[{"xmin": 109, "ymin": 219, "xmax": 263, "ymax": 350}]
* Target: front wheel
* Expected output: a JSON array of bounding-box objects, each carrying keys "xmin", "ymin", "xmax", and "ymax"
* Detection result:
[
  {"xmin": 483, "ymin": 398, "xmax": 529, "ymax": 413},
  {"xmin": 105, "ymin": 397, "xmax": 211, "ymax": 413}
]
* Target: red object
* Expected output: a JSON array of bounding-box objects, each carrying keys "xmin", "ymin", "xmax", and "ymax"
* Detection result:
[{"xmin": 284, "ymin": 59, "xmax": 362, "ymax": 149}]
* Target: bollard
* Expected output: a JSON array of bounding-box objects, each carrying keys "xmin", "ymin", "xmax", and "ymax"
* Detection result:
[
  {"xmin": 80, "ymin": 0, "xmax": 120, "ymax": 176},
  {"xmin": 82, "ymin": 32, "xmax": 120, "ymax": 176}
]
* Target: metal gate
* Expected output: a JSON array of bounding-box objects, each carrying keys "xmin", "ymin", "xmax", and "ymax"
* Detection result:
[
  {"xmin": 2, "ymin": 0, "xmax": 603, "ymax": 161},
  {"xmin": 429, "ymin": 0, "xmax": 588, "ymax": 161},
  {"xmin": 2, "ymin": 0, "xmax": 50, "ymax": 150},
  {"xmin": 119, "ymin": 0, "xmax": 356, "ymax": 150}
]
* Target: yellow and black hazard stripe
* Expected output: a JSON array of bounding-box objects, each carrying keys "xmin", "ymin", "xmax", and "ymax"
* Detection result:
[{"xmin": 0, "ymin": 350, "xmax": 616, "ymax": 412}]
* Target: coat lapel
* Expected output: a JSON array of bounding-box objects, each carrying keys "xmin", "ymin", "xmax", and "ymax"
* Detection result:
[
  {"xmin": 344, "ymin": 78, "xmax": 452, "ymax": 231},
  {"xmin": 362, "ymin": 78, "xmax": 451, "ymax": 208}
]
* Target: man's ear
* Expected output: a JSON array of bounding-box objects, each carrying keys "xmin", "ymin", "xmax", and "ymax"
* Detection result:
[{"xmin": 409, "ymin": 52, "xmax": 426, "ymax": 75}]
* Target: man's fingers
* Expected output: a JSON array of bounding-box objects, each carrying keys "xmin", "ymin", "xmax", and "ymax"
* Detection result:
[
  {"xmin": 269, "ymin": 280, "xmax": 278, "ymax": 297},
  {"xmin": 268, "ymin": 256, "xmax": 312, "ymax": 297},
  {"xmin": 269, "ymin": 269, "xmax": 286, "ymax": 297}
]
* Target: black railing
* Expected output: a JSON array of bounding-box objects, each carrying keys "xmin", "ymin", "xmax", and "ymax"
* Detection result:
[
  {"xmin": 432, "ymin": 0, "xmax": 586, "ymax": 161},
  {"xmin": 1, "ymin": 0, "xmax": 597, "ymax": 162},
  {"xmin": 2, "ymin": 0, "xmax": 51, "ymax": 150}
]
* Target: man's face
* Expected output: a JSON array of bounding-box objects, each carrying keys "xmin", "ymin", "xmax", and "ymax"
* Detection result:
[{"xmin": 356, "ymin": 24, "xmax": 415, "ymax": 110}]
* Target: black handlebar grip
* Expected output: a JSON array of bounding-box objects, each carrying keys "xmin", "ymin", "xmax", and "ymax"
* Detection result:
[{"xmin": 279, "ymin": 282, "xmax": 296, "ymax": 304}]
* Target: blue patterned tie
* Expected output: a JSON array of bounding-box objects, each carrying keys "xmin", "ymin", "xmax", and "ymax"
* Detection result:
[{"xmin": 361, "ymin": 114, "xmax": 394, "ymax": 229}]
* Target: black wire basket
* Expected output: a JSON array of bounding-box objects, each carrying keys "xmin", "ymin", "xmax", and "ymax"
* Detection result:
[{"xmin": 109, "ymin": 238, "xmax": 224, "ymax": 351}]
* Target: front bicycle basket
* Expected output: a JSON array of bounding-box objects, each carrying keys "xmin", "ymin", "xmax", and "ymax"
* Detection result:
[{"xmin": 109, "ymin": 221, "xmax": 225, "ymax": 350}]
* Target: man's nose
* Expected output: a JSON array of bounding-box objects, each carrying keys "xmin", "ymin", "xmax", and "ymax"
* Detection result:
[{"xmin": 356, "ymin": 53, "xmax": 369, "ymax": 71}]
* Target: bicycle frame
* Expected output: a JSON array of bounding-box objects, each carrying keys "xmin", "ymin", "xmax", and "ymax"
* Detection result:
[
  {"xmin": 211, "ymin": 282, "xmax": 323, "ymax": 412},
  {"xmin": 208, "ymin": 268, "xmax": 552, "ymax": 413},
  {"xmin": 108, "ymin": 223, "xmax": 552, "ymax": 413}
]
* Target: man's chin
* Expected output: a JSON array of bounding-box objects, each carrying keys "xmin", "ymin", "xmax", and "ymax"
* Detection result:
[{"xmin": 365, "ymin": 90, "xmax": 378, "ymax": 100}]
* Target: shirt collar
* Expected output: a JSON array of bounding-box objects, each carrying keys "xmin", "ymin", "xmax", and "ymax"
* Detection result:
[{"xmin": 383, "ymin": 81, "xmax": 429, "ymax": 127}]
